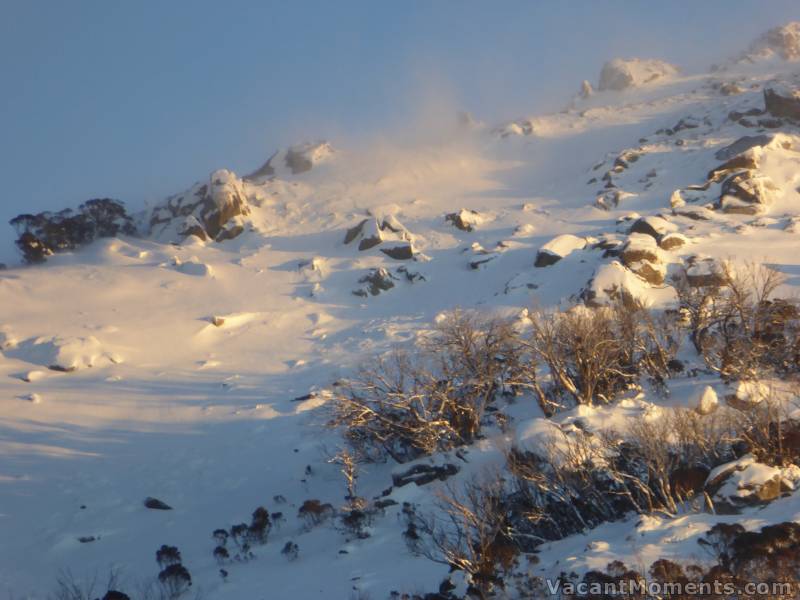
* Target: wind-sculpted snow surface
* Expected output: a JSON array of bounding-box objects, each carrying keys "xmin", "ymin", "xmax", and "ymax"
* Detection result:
[{"xmin": 5, "ymin": 23, "xmax": 800, "ymax": 600}]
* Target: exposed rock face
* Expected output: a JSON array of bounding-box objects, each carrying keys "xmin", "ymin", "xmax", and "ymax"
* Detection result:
[
  {"xmin": 244, "ymin": 141, "xmax": 334, "ymax": 180},
  {"xmin": 719, "ymin": 172, "xmax": 777, "ymax": 214},
  {"xmin": 10, "ymin": 199, "xmax": 136, "ymax": 263},
  {"xmin": 149, "ymin": 169, "xmax": 250, "ymax": 243},
  {"xmin": 597, "ymin": 58, "xmax": 678, "ymax": 91},
  {"xmin": 764, "ymin": 86, "xmax": 800, "ymax": 121}
]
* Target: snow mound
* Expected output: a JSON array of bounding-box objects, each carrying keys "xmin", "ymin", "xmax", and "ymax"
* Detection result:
[
  {"xmin": 7, "ymin": 335, "xmax": 121, "ymax": 372},
  {"xmin": 597, "ymin": 58, "xmax": 678, "ymax": 91}
]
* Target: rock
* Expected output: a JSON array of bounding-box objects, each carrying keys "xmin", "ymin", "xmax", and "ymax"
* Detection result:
[
  {"xmin": 445, "ymin": 209, "xmax": 483, "ymax": 232},
  {"xmin": 628, "ymin": 216, "xmax": 675, "ymax": 239},
  {"xmin": 10, "ymin": 199, "xmax": 136, "ymax": 264},
  {"xmin": 764, "ymin": 85, "xmax": 800, "ymax": 121},
  {"xmin": 597, "ymin": 58, "xmax": 678, "ymax": 91},
  {"xmin": 211, "ymin": 316, "xmax": 225, "ymax": 327},
  {"xmin": 103, "ymin": 592, "xmax": 132, "ymax": 600},
  {"xmin": 718, "ymin": 173, "xmax": 777, "ymax": 213},
  {"xmin": 380, "ymin": 244, "xmax": 415, "ymax": 260},
  {"xmin": 344, "ymin": 216, "xmax": 410, "ymax": 251},
  {"xmin": 714, "ymin": 135, "xmax": 773, "ymax": 161},
  {"xmin": 149, "ymin": 169, "xmax": 250, "ymax": 243},
  {"xmin": 21, "ymin": 393, "xmax": 42, "ymax": 404},
  {"xmin": 673, "ymin": 206, "xmax": 714, "ymax": 221},
  {"xmin": 705, "ymin": 457, "xmax": 783, "ymax": 514},
  {"xmin": 726, "ymin": 380, "xmax": 770, "ymax": 411},
  {"xmin": 627, "ymin": 260, "xmax": 666, "ymax": 285},
  {"xmin": 684, "ymin": 256, "xmax": 725, "ymax": 287},
  {"xmin": 353, "ymin": 268, "xmax": 397, "ymax": 297},
  {"xmin": 620, "ymin": 234, "xmax": 661, "ymax": 265},
  {"xmin": 392, "ymin": 463, "xmax": 459, "ymax": 487},
  {"xmin": 669, "ymin": 189, "xmax": 685, "ymax": 208},
  {"xmin": 535, "ymin": 234, "xmax": 586, "ymax": 267},
  {"xmin": 658, "ymin": 233, "xmax": 687, "ymax": 250},
  {"xmin": 245, "ymin": 141, "xmax": 334, "ymax": 179},
  {"xmin": 707, "ymin": 154, "xmax": 759, "ymax": 183},
  {"xmin": 692, "ymin": 385, "xmax": 719, "ymax": 415},
  {"xmin": 719, "ymin": 82, "xmax": 744, "ymax": 96},
  {"xmin": 144, "ymin": 497, "xmax": 173, "ymax": 510}
]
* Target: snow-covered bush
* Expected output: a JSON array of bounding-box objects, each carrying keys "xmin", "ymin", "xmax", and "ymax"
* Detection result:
[{"xmin": 330, "ymin": 311, "xmax": 525, "ymax": 462}]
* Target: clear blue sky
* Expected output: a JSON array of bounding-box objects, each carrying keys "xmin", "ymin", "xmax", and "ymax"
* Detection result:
[{"xmin": 1, "ymin": 1, "xmax": 798, "ymax": 226}]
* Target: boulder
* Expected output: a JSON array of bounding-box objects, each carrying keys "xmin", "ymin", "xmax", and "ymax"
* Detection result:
[
  {"xmin": 684, "ymin": 256, "xmax": 725, "ymax": 287},
  {"xmin": 705, "ymin": 456, "xmax": 784, "ymax": 514},
  {"xmin": 764, "ymin": 85, "xmax": 800, "ymax": 121},
  {"xmin": 658, "ymin": 233, "xmax": 687, "ymax": 251},
  {"xmin": 692, "ymin": 385, "xmax": 719, "ymax": 415},
  {"xmin": 381, "ymin": 243, "xmax": 415, "ymax": 260},
  {"xmin": 726, "ymin": 380, "xmax": 770, "ymax": 411},
  {"xmin": 535, "ymin": 234, "xmax": 586, "ymax": 267},
  {"xmin": 353, "ymin": 268, "xmax": 397, "ymax": 297},
  {"xmin": 628, "ymin": 216, "xmax": 675, "ymax": 239},
  {"xmin": 445, "ymin": 209, "xmax": 483, "ymax": 232},
  {"xmin": 718, "ymin": 173, "xmax": 777, "ymax": 213},
  {"xmin": 620, "ymin": 234, "xmax": 662, "ymax": 266}
]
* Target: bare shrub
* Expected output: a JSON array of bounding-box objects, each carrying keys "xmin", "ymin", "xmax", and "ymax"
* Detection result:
[
  {"xmin": 673, "ymin": 262, "xmax": 798, "ymax": 381},
  {"xmin": 329, "ymin": 310, "xmax": 526, "ymax": 462},
  {"xmin": 522, "ymin": 299, "xmax": 679, "ymax": 412},
  {"xmin": 50, "ymin": 569, "xmax": 125, "ymax": 600},
  {"xmin": 506, "ymin": 408, "xmax": 738, "ymax": 545},
  {"xmin": 415, "ymin": 474, "xmax": 518, "ymax": 598}
]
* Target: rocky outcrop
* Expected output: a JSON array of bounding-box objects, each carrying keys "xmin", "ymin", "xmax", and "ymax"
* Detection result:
[
  {"xmin": 344, "ymin": 215, "xmax": 415, "ymax": 257},
  {"xmin": 10, "ymin": 199, "xmax": 136, "ymax": 263},
  {"xmin": 244, "ymin": 141, "xmax": 334, "ymax": 180},
  {"xmin": 149, "ymin": 169, "xmax": 250, "ymax": 243},
  {"xmin": 445, "ymin": 209, "xmax": 483, "ymax": 232},
  {"xmin": 353, "ymin": 268, "xmax": 398, "ymax": 297}
]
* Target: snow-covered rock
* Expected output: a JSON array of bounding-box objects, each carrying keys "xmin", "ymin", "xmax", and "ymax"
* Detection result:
[
  {"xmin": 692, "ymin": 385, "xmax": 719, "ymax": 415},
  {"xmin": 597, "ymin": 58, "xmax": 678, "ymax": 91},
  {"xmin": 535, "ymin": 234, "xmax": 586, "ymax": 267}
]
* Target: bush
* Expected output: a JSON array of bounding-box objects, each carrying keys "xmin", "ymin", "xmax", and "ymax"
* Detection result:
[
  {"xmin": 330, "ymin": 311, "xmax": 526, "ymax": 462},
  {"xmin": 673, "ymin": 262, "xmax": 800, "ymax": 381},
  {"xmin": 298, "ymin": 499, "xmax": 335, "ymax": 528},
  {"xmin": 523, "ymin": 299, "xmax": 679, "ymax": 412}
]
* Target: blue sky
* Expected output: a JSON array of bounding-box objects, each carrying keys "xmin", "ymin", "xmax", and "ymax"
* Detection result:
[{"xmin": 1, "ymin": 1, "xmax": 798, "ymax": 226}]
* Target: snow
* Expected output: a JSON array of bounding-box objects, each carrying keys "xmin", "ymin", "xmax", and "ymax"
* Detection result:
[{"xmin": 4, "ymin": 23, "xmax": 800, "ymax": 599}]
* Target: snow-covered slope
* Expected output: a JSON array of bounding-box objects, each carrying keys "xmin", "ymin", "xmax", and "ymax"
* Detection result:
[{"xmin": 3, "ymin": 25, "xmax": 800, "ymax": 600}]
